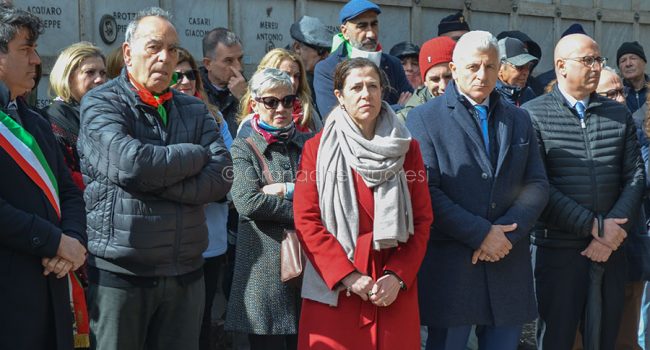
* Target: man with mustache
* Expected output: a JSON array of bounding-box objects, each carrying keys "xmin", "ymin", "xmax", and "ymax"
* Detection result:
[
  {"xmin": 408, "ymin": 30, "xmax": 549, "ymax": 350},
  {"xmin": 523, "ymin": 34, "xmax": 644, "ymax": 349},
  {"xmin": 617, "ymin": 41, "xmax": 649, "ymax": 114},
  {"xmin": 77, "ymin": 7, "xmax": 232, "ymax": 350},
  {"xmin": 313, "ymin": 0, "xmax": 413, "ymax": 118}
]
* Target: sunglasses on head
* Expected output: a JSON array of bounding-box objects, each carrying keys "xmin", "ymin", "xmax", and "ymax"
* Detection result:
[
  {"xmin": 254, "ymin": 95, "xmax": 297, "ymax": 109},
  {"xmin": 175, "ymin": 70, "xmax": 197, "ymax": 81}
]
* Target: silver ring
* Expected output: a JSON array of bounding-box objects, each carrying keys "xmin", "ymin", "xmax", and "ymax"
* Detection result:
[{"xmin": 367, "ymin": 291, "xmax": 375, "ymax": 297}]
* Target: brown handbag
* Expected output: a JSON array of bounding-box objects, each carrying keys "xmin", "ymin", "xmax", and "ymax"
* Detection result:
[{"xmin": 244, "ymin": 137, "xmax": 305, "ymax": 283}]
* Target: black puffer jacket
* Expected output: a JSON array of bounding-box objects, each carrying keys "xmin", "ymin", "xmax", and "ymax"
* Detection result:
[
  {"xmin": 522, "ymin": 85, "xmax": 645, "ymax": 248},
  {"xmin": 78, "ymin": 71, "xmax": 233, "ymax": 276}
]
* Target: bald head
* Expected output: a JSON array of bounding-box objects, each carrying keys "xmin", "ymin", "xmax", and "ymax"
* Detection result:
[
  {"xmin": 554, "ymin": 34, "xmax": 603, "ymax": 100},
  {"xmin": 596, "ymin": 68, "xmax": 626, "ymax": 104}
]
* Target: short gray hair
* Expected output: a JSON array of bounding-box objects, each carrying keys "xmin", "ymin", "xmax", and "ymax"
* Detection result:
[
  {"xmin": 452, "ymin": 30, "xmax": 499, "ymax": 63},
  {"xmin": 125, "ymin": 7, "xmax": 172, "ymax": 44},
  {"xmin": 249, "ymin": 68, "xmax": 293, "ymax": 98}
]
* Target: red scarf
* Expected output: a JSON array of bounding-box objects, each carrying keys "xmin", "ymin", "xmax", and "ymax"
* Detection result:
[{"xmin": 127, "ymin": 73, "xmax": 173, "ymax": 125}]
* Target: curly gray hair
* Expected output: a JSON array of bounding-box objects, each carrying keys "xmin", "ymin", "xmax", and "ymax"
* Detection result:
[{"xmin": 249, "ymin": 68, "xmax": 293, "ymax": 98}]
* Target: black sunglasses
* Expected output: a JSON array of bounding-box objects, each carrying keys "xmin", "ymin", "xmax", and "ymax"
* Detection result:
[
  {"xmin": 254, "ymin": 95, "xmax": 297, "ymax": 109},
  {"xmin": 175, "ymin": 69, "xmax": 197, "ymax": 81}
]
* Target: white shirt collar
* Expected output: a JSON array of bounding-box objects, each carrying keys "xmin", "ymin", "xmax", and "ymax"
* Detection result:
[
  {"xmin": 558, "ymin": 84, "xmax": 589, "ymax": 108},
  {"xmin": 456, "ymin": 85, "xmax": 490, "ymax": 108}
]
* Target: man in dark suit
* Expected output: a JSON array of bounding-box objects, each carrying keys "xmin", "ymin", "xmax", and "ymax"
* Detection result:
[
  {"xmin": 313, "ymin": 0, "xmax": 413, "ymax": 118},
  {"xmin": 407, "ymin": 30, "xmax": 549, "ymax": 350},
  {"xmin": 0, "ymin": 5, "xmax": 87, "ymax": 349},
  {"xmin": 523, "ymin": 33, "xmax": 644, "ymax": 350}
]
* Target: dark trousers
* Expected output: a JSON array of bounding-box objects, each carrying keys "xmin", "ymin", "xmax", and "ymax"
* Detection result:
[
  {"xmin": 248, "ymin": 334, "xmax": 297, "ymax": 350},
  {"xmin": 426, "ymin": 324, "xmax": 522, "ymax": 350},
  {"xmin": 200, "ymin": 255, "xmax": 225, "ymax": 350},
  {"xmin": 88, "ymin": 273, "xmax": 205, "ymax": 350},
  {"xmin": 534, "ymin": 245, "xmax": 626, "ymax": 350}
]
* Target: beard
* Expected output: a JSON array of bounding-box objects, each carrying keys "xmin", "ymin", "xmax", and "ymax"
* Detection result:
[{"xmin": 349, "ymin": 37, "xmax": 378, "ymax": 51}]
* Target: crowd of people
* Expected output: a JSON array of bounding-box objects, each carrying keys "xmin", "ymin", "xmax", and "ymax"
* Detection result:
[{"xmin": 1, "ymin": 0, "xmax": 650, "ymax": 349}]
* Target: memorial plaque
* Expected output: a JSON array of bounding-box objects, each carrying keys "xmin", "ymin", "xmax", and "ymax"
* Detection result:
[
  {"xmin": 87, "ymin": 0, "xmax": 157, "ymax": 55},
  {"xmin": 470, "ymin": 12, "xmax": 509, "ymax": 40},
  {"xmin": 14, "ymin": 0, "xmax": 79, "ymax": 58},
  {"xmin": 520, "ymin": 15, "xmax": 556, "ymax": 74},
  {"xmin": 35, "ymin": 75, "xmax": 52, "ymax": 109},
  {"xmin": 639, "ymin": 25, "xmax": 650, "ymax": 64},
  {"xmin": 421, "ymin": 8, "xmax": 462, "ymax": 44},
  {"xmin": 378, "ymin": 6, "xmax": 411, "ymax": 51},
  {"xmin": 169, "ymin": 0, "xmax": 228, "ymax": 61},
  {"xmin": 560, "ymin": 0, "xmax": 593, "ymax": 7},
  {"xmin": 601, "ymin": 22, "xmax": 633, "ymax": 67},
  {"xmin": 304, "ymin": 1, "xmax": 342, "ymax": 39},
  {"xmin": 601, "ymin": 0, "xmax": 632, "ymax": 11},
  {"xmin": 642, "ymin": 1, "xmax": 650, "ymax": 12},
  {"xmin": 240, "ymin": 0, "xmax": 294, "ymax": 67}
]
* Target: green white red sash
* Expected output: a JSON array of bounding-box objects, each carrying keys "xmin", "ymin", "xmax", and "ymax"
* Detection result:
[
  {"xmin": 0, "ymin": 109, "xmax": 60, "ymax": 218},
  {"xmin": 0, "ymin": 108, "xmax": 89, "ymax": 348}
]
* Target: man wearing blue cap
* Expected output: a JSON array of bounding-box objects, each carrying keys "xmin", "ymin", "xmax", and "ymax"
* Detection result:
[{"xmin": 313, "ymin": 0, "xmax": 413, "ymax": 118}]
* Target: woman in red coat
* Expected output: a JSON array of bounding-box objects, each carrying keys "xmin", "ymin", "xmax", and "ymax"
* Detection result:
[{"xmin": 293, "ymin": 57, "xmax": 433, "ymax": 350}]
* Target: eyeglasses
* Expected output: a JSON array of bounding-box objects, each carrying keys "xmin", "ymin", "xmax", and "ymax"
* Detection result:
[
  {"xmin": 597, "ymin": 88, "xmax": 627, "ymax": 100},
  {"xmin": 254, "ymin": 95, "xmax": 297, "ymax": 109},
  {"xmin": 175, "ymin": 70, "xmax": 197, "ymax": 81},
  {"xmin": 562, "ymin": 56, "xmax": 607, "ymax": 68}
]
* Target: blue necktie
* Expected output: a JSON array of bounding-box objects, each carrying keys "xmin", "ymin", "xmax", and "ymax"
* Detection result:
[
  {"xmin": 475, "ymin": 105, "xmax": 489, "ymax": 154},
  {"xmin": 575, "ymin": 101, "xmax": 586, "ymax": 128}
]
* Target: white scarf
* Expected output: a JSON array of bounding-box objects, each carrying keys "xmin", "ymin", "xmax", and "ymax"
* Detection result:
[{"xmin": 301, "ymin": 101, "xmax": 414, "ymax": 306}]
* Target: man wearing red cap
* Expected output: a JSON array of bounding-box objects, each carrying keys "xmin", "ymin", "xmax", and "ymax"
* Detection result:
[{"xmin": 397, "ymin": 36, "xmax": 456, "ymax": 122}]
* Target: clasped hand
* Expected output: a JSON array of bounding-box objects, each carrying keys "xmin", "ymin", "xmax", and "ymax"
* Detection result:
[
  {"xmin": 42, "ymin": 233, "xmax": 87, "ymax": 279},
  {"xmin": 261, "ymin": 183, "xmax": 286, "ymax": 197},
  {"xmin": 591, "ymin": 217, "xmax": 627, "ymax": 251},
  {"xmin": 471, "ymin": 224, "xmax": 517, "ymax": 264},
  {"xmin": 580, "ymin": 217, "xmax": 627, "ymax": 262},
  {"xmin": 341, "ymin": 271, "xmax": 402, "ymax": 307}
]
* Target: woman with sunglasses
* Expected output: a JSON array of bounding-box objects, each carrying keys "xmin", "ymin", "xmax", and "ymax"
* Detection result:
[
  {"xmin": 225, "ymin": 68, "xmax": 311, "ymax": 350},
  {"xmin": 293, "ymin": 58, "xmax": 433, "ymax": 349},
  {"xmin": 170, "ymin": 47, "xmax": 233, "ymax": 350},
  {"xmin": 237, "ymin": 48, "xmax": 322, "ymax": 138}
]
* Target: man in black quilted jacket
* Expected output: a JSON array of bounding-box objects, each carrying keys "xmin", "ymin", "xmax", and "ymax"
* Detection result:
[
  {"xmin": 523, "ymin": 34, "xmax": 645, "ymax": 350},
  {"xmin": 77, "ymin": 7, "xmax": 232, "ymax": 350}
]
